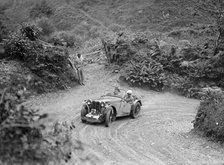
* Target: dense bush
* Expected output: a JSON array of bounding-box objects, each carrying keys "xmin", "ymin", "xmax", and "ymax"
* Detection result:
[
  {"xmin": 30, "ymin": 0, "xmax": 54, "ymax": 19},
  {"xmin": 123, "ymin": 54, "xmax": 167, "ymax": 90},
  {"xmin": 3, "ymin": 24, "xmax": 77, "ymax": 92},
  {"xmin": 0, "ymin": 90, "xmax": 47, "ymax": 164},
  {"xmin": 0, "ymin": 88, "xmax": 46, "ymax": 164},
  {"xmin": 102, "ymin": 32, "xmax": 224, "ymax": 97},
  {"xmin": 193, "ymin": 89, "xmax": 224, "ymax": 142}
]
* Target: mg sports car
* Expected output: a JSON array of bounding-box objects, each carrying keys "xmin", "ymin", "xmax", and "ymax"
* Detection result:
[{"xmin": 80, "ymin": 94, "xmax": 142, "ymax": 127}]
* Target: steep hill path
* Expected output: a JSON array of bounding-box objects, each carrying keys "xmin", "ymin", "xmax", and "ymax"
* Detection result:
[{"xmin": 26, "ymin": 60, "xmax": 224, "ymax": 165}]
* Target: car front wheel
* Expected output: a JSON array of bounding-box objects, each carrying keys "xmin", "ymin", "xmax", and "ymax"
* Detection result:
[
  {"xmin": 105, "ymin": 107, "xmax": 113, "ymax": 127},
  {"xmin": 130, "ymin": 102, "xmax": 141, "ymax": 119}
]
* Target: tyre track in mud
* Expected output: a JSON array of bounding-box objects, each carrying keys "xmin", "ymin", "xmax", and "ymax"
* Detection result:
[{"xmin": 27, "ymin": 63, "xmax": 224, "ymax": 165}]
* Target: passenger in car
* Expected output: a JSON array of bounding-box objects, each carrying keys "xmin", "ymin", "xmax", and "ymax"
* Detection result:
[
  {"xmin": 113, "ymin": 87, "xmax": 121, "ymax": 96},
  {"xmin": 104, "ymin": 87, "xmax": 121, "ymax": 97}
]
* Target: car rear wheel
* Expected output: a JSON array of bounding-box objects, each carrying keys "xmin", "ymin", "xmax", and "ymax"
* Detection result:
[
  {"xmin": 105, "ymin": 107, "xmax": 113, "ymax": 127},
  {"xmin": 130, "ymin": 102, "xmax": 141, "ymax": 119},
  {"xmin": 81, "ymin": 105, "xmax": 88, "ymax": 123}
]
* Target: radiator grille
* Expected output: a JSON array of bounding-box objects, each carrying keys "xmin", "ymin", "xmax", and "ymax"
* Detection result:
[{"xmin": 91, "ymin": 101, "xmax": 101, "ymax": 113}]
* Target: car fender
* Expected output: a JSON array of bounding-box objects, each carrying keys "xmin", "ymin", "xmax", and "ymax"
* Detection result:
[
  {"xmin": 131, "ymin": 100, "xmax": 142, "ymax": 111},
  {"xmin": 82, "ymin": 103, "xmax": 90, "ymax": 112},
  {"xmin": 105, "ymin": 104, "xmax": 117, "ymax": 116}
]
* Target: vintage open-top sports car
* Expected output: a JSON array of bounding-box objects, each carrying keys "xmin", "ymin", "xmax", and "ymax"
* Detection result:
[{"xmin": 80, "ymin": 94, "xmax": 142, "ymax": 127}]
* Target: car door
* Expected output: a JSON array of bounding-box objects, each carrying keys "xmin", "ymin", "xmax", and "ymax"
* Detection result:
[
  {"xmin": 109, "ymin": 99, "xmax": 123, "ymax": 117},
  {"xmin": 120, "ymin": 99, "xmax": 132, "ymax": 116}
]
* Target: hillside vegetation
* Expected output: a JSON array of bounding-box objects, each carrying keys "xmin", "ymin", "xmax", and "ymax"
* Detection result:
[
  {"xmin": 0, "ymin": 0, "xmax": 212, "ymax": 39},
  {"xmin": 0, "ymin": 0, "xmax": 224, "ymax": 164}
]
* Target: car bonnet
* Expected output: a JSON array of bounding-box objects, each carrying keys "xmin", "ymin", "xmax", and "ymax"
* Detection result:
[{"xmin": 95, "ymin": 96, "xmax": 122, "ymax": 103}]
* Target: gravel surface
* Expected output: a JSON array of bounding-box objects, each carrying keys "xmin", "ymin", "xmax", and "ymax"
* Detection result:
[{"xmin": 26, "ymin": 63, "xmax": 224, "ymax": 165}]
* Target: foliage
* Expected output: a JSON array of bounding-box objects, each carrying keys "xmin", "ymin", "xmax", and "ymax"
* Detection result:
[
  {"xmin": 123, "ymin": 54, "xmax": 167, "ymax": 90},
  {"xmin": 0, "ymin": 5, "xmax": 9, "ymax": 42},
  {"xmin": 193, "ymin": 89, "xmax": 224, "ymax": 142},
  {"xmin": 196, "ymin": 0, "xmax": 224, "ymax": 23},
  {"xmin": 48, "ymin": 32, "xmax": 82, "ymax": 48},
  {"xmin": 20, "ymin": 23, "xmax": 41, "ymax": 41},
  {"xmin": 196, "ymin": 0, "xmax": 224, "ymax": 53},
  {"xmin": 103, "ymin": 31, "xmax": 224, "ymax": 142},
  {"xmin": 0, "ymin": 88, "xmax": 48, "ymax": 164},
  {"xmin": 165, "ymin": 74, "xmax": 202, "ymax": 98},
  {"xmin": 3, "ymin": 24, "xmax": 77, "ymax": 93},
  {"xmin": 58, "ymin": 32, "xmax": 81, "ymax": 48},
  {"xmin": 36, "ymin": 17, "xmax": 55, "ymax": 37},
  {"xmin": 0, "ymin": 88, "xmax": 97, "ymax": 165},
  {"xmin": 103, "ymin": 32, "xmax": 224, "ymax": 98},
  {"xmin": 30, "ymin": 0, "xmax": 54, "ymax": 19}
]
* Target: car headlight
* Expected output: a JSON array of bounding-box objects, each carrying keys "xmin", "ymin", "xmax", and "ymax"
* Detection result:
[
  {"xmin": 101, "ymin": 102, "xmax": 105, "ymax": 107},
  {"xmin": 87, "ymin": 99, "xmax": 92, "ymax": 105}
]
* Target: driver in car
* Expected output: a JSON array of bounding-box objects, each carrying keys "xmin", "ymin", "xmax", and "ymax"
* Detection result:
[{"xmin": 123, "ymin": 90, "xmax": 134, "ymax": 104}]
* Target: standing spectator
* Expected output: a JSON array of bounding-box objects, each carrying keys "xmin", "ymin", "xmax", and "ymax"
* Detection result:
[{"xmin": 74, "ymin": 53, "xmax": 84, "ymax": 85}]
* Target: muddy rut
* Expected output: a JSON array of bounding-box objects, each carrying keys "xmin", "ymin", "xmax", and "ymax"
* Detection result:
[{"xmin": 27, "ymin": 63, "xmax": 224, "ymax": 165}]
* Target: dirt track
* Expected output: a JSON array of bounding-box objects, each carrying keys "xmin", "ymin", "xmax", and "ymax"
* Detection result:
[{"xmin": 27, "ymin": 63, "xmax": 224, "ymax": 165}]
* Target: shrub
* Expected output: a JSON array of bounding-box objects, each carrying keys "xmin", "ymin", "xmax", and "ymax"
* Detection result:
[
  {"xmin": 180, "ymin": 45, "xmax": 202, "ymax": 61},
  {"xmin": 20, "ymin": 23, "xmax": 41, "ymax": 41},
  {"xmin": 193, "ymin": 90, "xmax": 224, "ymax": 142},
  {"xmin": 165, "ymin": 74, "xmax": 202, "ymax": 98},
  {"xmin": 0, "ymin": 88, "xmax": 48, "ymax": 164},
  {"xmin": 0, "ymin": 87, "xmax": 94, "ymax": 164},
  {"xmin": 102, "ymin": 31, "xmax": 224, "ymax": 98},
  {"xmin": 30, "ymin": 0, "xmax": 54, "ymax": 19},
  {"xmin": 4, "ymin": 24, "xmax": 77, "ymax": 92},
  {"xmin": 123, "ymin": 54, "xmax": 167, "ymax": 90},
  {"xmin": 59, "ymin": 33, "xmax": 79, "ymax": 48}
]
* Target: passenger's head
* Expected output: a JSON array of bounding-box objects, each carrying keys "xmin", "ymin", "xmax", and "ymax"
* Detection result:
[{"xmin": 114, "ymin": 87, "xmax": 120, "ymax": 95}]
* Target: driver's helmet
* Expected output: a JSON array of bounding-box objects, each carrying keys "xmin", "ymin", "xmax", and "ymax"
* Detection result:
[{"xmin": 126, "ymin": 90, "xmax": 132, "ymax": 95}]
